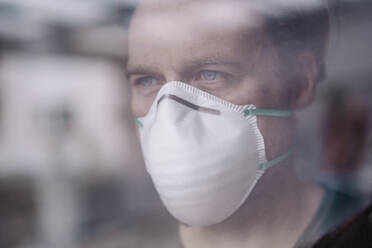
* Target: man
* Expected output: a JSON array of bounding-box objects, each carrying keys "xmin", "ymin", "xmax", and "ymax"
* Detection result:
[{"xmin": 126, "ymin": 0, "xmax": 368, "ymax": 247}]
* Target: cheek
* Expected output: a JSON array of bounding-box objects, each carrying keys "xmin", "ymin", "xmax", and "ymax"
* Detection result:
[
  {"xmin": 257, "ymin": 116, "xmax": 295, "ymax": 161},
  {"xmin": 131, "ymin": 89, "xmax": 156, "ymax": 117},
  {"xmin": 219, "ymin": 77, "xmax": 262, "ymax": 105},
  {"xmin": 221, "ymin": 76, "xmax": 282, "ymax": 109}
]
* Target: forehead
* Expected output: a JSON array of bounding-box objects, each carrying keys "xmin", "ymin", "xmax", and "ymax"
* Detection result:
[{"xmin": 127, "ymin": 0, "xmax": 267, "ymax": 70}]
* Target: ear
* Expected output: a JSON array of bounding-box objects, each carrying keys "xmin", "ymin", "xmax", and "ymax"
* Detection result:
[{"xmin": 291, "ymin": 52, "xmax": 319, "ymax": 110}]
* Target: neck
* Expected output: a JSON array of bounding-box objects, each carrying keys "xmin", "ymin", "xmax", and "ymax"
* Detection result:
[{"xmin": 179, "ymin": 165, "xmax": 325, "ymax": 248}]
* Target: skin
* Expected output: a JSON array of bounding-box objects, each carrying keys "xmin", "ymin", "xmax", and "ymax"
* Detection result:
[{"xmin": 127, "ymin": 0, "xmax": 325, "ymax": 247}]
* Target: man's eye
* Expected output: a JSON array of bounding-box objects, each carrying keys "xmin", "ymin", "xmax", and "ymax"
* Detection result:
[
  {"xmin": 192, "ymin": 70, "xmax": 235, "ymax": 91},
  {"xmin": 200, "ymin": 71, "xmax": 217, "ymax": 81},
  {"xmin": 136, "ymin": 77, "xmax": 157, "ymax": 87},
  {"xmin": 194, "ymin": 70, "xmax": 233, "ymax": 83}
]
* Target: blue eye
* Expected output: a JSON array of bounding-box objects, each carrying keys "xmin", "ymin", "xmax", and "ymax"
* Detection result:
[
  {"xmin": 138, "ymin": 77, "xmax": 156, "ymax": 87},
  {"xmin": 201, "ymin": 71, "xmax": 217, "ymax": 81}
]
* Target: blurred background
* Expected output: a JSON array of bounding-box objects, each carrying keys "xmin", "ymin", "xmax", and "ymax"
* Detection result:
[
  {"xmin": 0, "ymin": 0, "xmax": 180, "ymax": 248},
  {"xmin": 0, "ymin": 0, "xmax": 370, "ymax": 248}
]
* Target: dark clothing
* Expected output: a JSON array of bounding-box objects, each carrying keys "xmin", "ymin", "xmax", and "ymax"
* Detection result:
[
  {"xmin": 295, "ymin": 187, "xmax": 368, "ymax": 247},
  {"xmin": 313, "ymin": 204, "xmax": 372, "ymax": 248}
]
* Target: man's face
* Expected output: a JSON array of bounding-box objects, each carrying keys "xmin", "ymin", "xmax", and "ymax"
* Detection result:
[
  {"xmin": 127, "ymin": 0, "xmax": 297, "ymax": 160},
  {"xmin": 127, "ymin": 0, "xmax": 289, "ymax": 117}
]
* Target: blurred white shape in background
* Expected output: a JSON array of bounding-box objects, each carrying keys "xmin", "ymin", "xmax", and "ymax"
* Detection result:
[
  {"xmin": 0, "ymin": 0, "xmax": 109, "ymax": 26},
  {"xmin": 0, "ymin": 52, "xmax": 143, "ymax": 248},
  {"xmin": 0, "ymin": 53, "xmax": 135, "ymax": 177}
]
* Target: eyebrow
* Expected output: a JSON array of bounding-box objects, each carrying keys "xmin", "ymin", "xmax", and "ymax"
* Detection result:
[
  {"xmin": 125, "ymin": 63, "xmax": 164, "ymax": 80},
  {"xmin": 183, "ymin": 59, "xmax": 246, "ymax": 72},
  {"xmin": 180, "ymin": 58, "xmax": 248, "ymax": 79},
  {"xmin": 125, "ymin": 56, "xmax": 248, "ymax": 79}
]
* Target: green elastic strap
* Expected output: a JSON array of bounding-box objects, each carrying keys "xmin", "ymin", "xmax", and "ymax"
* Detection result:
[
  {"xmin": 258, "ymin": 149, "xmax": 292, "ymax": 171},
  {"xmin": 244, "ymin": 109, "xmax": 294, "ymax": 118},
  {"xmin": 135, "ymin": 119, "xmax": 143, "ymax": 128}
]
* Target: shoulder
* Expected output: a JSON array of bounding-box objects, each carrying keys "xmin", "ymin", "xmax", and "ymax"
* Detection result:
[{"xmin": 313, "ymin": 203, "xmax": 372, "ymax": 248}]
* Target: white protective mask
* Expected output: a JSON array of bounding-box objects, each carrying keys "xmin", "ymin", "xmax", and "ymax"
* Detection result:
[{"xmin": 136, "ymin": 81, "xmax": 292, "ymax": 227}]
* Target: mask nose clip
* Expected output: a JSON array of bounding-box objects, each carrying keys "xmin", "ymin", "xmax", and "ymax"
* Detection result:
[{"xmin": 157, "ymin": 94, "xmax": 221, "ymax": 115}]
